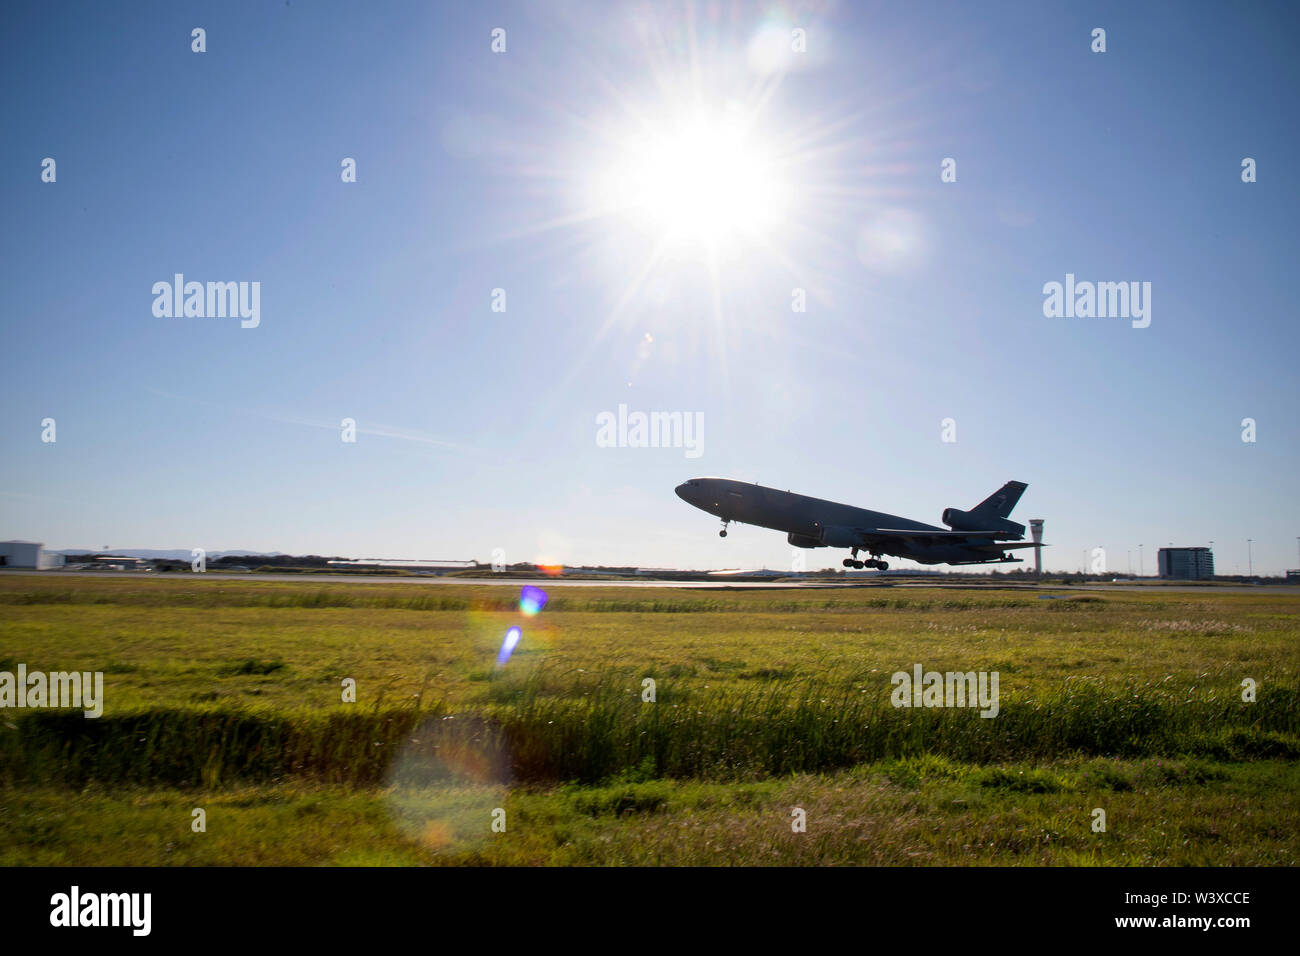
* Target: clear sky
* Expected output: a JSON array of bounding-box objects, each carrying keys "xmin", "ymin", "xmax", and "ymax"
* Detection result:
[{"xmin": 2, "ymin": 1, "xmax": 1297, "ymax": 574}]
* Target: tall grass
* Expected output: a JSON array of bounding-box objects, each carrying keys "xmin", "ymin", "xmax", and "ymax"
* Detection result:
[
  {"xmin": 0, "ymin": 583, "xmax": 1126, "ymax": 613},
  {"xmin": 3, "ymin": 673, "xmax": 1295, "ymax": 789}
]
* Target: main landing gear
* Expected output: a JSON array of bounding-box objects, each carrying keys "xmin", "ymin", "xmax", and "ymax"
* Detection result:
[{"xmin": 842, "ymin": 549, "xmax": 888, "ymax": 571}]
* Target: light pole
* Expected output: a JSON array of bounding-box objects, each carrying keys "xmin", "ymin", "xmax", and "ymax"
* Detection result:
[
  {"xmin": 1139, "ymin": 544, "xmax": 1144, "ymax": 577},
  {"xmin": 1248, "ymin": 539, "xmax": 1253, "ymax": 577}
]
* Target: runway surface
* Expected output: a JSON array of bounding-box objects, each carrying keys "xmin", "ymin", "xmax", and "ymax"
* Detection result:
[{"xmin": 3, "ymin": 570, "xmax": 1294, "ymax": 594}]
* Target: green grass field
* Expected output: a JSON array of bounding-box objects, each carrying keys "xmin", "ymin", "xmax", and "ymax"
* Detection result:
[{"xmin": 1, "ymin": 575, "xmax": 1297, "ymax": 865}]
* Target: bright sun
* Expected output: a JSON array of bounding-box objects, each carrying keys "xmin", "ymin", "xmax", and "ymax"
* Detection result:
[{"xmin": 597, "ymin": 112, "xmax": 791, "ymax": 250}]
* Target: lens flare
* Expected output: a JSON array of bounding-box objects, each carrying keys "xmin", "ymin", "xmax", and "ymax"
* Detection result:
[
  {"xmin": 496, "ymin": 625, "xmax": 522, "ymax": 668},
  {"xmin": 383, "ymin": 714, "xmax": 512, "ymax": 860},
  {"xmin": 519, "ymin": 585, "xmax": 549, "ymax": 617}
]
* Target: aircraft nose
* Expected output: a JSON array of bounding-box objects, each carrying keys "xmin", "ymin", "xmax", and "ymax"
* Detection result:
[{"xmin": 675, "ymin": 482, "xmax": 694, "ymax": 502}]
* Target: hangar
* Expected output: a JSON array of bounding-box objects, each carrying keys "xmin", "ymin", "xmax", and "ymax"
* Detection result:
[{"xmin": 0, "ymin": 540, "xmax": 65, "ymax": 569}]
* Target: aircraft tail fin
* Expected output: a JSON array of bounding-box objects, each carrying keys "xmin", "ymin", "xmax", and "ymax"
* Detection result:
[
  {"xmin": 970, "ymin": 480, "xmax": 1028, "ymax": 521},
  {"xmin": 940, "ymin": 481, "xmax": 1029, "ymax": 537}
]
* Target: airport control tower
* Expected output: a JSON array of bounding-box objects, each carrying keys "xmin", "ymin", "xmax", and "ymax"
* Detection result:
[{"xmin": 1029, "ymin": 519, "xmax": 1044, "ymax": 574}]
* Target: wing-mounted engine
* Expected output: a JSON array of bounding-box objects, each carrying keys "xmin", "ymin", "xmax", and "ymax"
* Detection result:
[
  {"xmin": 941, "ymin": 507, "xmax": 1025, "ymax": 538},
  {"xmin": 787, "ymin": 532, "xmax": 824, "ymax": 549}
]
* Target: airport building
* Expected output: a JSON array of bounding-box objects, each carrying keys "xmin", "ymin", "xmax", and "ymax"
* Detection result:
[
  {"xmin": 1157, "ymin": 546, "xmax": 1214, "ymax": 580},
  {"xmin": 91, "ymin": 555, "xmax": 153, "ymax": 571},
  {"xmin": 0, "ymin": 540, "xmax": 65, "ymax": 569}
]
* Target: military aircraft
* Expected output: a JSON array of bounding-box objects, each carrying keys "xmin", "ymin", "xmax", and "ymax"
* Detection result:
[{"xmin": 675, "ymin": 477, "xmax": 1043, "ymax": 569}]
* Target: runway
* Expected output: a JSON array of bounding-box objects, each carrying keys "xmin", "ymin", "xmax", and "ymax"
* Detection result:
[
  {"xmin": 3, "ymin": 570, "xmax": 1294, "ymax": 594},
  {"xmin": 8, "ymin": 570, "xmax": 846, "ymax": 588}
]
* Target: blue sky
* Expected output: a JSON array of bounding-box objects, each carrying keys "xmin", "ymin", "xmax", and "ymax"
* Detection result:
[{"xmin": 2, "ymin": 0, "xmax": 1297, "ymax": 574}]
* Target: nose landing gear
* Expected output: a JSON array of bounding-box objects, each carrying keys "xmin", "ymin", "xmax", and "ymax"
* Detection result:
[{"xmin": 719, "ymin": 520, "xmax": 729, "ymax": 538}]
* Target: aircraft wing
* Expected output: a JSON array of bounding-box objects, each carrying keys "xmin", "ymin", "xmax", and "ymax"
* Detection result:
[{"xmin": 869, "ymin": 528, "xmax": 1024, "ymax": 543}]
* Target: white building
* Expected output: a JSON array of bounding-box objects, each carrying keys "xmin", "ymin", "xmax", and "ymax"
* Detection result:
[{"xmin": 0, "ymin": 541, "xmax": 65, "ymax": 569}]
